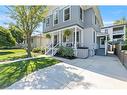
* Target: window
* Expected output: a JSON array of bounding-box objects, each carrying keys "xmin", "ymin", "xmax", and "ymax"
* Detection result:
[
  {"xmin": 105, "ymin": 29, "xmax": 108, "ymax": 33},
  {"xmin": 53, "ymin": 11, "xmax": 58, "ymax": 25},
  {"xmin": 64, "ymin": 7, "xmax": 70, "ymax": 21},
  {"xmin": 46, "ymin": 17, "xmax": 50, "ymax": 27},
  {"xmin": 74, "ymin": 31, "xmax": 80, "ymax": 42},
  {"xmin": 93, "ymin": 31, "xmax": 95, "ymax": 43},
  {"xmin": 80, "ymin": 7, "xmax": 83, "ymax": 21},
  {"xmin": 95, "ymin": 16, "xmax": 97, "ymax": 25}
]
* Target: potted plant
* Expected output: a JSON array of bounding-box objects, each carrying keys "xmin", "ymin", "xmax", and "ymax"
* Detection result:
[
  {"xmin": 46, "ymin": 33, "xmax": 51, "ymax": 39},
  {"xmin": 63, "ymin": 29, "xmax": 72, "ymax": 42}
]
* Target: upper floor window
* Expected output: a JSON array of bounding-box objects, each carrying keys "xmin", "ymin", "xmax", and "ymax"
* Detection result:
[
  {"xmin": 63, "ymin": 7, "xmax": 71, "ymax": 21},
  {"xmin": 46, "ymin": 17, "xmax": 50, "ymax": 27},
  {"xmin": 95, "ymin": 16, "xmax": 97, "ymax": 25},
  {"xmin": 80, "ymin": 7, "xmax": 83, "ymax": 21},
  {"xmin": 53, "ymin": 11, "xmax": 59, "ymax": 25}
]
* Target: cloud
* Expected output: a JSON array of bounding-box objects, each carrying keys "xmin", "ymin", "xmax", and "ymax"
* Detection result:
[{"xmin": 111, "ymin": 10, "xmax": 125, "ymax": 15}]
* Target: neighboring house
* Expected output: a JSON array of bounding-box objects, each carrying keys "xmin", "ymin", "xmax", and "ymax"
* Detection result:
[
  {"xmin": 43, "ymin": 6, "xmax": 108, "ymax": 57},
  {"xmin": 101, "ymin": 24, "xmax": 126, "ymax": 42},
  {"xmin": 23, "ymin": 34, "xmax": 50, "ymax": 49},
  {"xmin": 101, "ymin": 24, "xmax": 126, "ymax": 51}
]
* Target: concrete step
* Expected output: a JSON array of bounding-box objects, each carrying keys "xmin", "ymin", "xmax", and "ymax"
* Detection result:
[{"xmin": 96, "ymin": 49, "xmax": 105, "ymax": 56}]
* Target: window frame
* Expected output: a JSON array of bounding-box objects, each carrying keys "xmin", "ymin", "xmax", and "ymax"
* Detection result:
[
  {"xmin": 53, "ymin": 9, "xmax": 59, "ymax": 26},
  {"xmin": 63, "ymin": 6, "xmax": 71, "ymax": 22}
]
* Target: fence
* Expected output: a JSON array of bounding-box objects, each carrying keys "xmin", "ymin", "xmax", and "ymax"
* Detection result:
[{"xmin": 115, "ymin": 45, "xmax": 127, "ymax": 69}]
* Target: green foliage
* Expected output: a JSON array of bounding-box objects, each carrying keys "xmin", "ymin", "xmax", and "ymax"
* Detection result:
[
  {"xmin": 32, "ymin": 48, "xmax": 41, "ymax": 53},
  {"xmin": 122, "ymin": 45, "xmax": 127, "ymax": 50},
  {"xmin": 113, "ymin": 17, "xmax": 127, "ymax": 25},
  {"xmin": 64, "ymin": 29, "xmax": 72, "ymax": 37},
  {"xmin": 9, "ymin": 25, "xmax": 24, "ymax": 44},
  {"xmin": 8, "ymin": 6, "xmax": 48, "ymax": 57},
  {"xmin": 0, "ymin": 26, "xmax": 16, "ymax": 47},
  {"xmin": 57, "ymin": 46, "xmax": 74, "ymax": 58},
  {"xmin": 46, "ymin": 33, "xmax": 51, "ymax": 39}
]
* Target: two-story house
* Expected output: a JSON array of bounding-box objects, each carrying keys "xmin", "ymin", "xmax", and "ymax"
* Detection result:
[
  {"xmin": 101, "ymin": 24, "xmax": 126, "ymax": 51},
  {"xmin": 43, "ymin": 6, "xmax": 108, "ymax": 57}
]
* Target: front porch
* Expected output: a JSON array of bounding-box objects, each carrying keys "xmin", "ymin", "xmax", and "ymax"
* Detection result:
[{"xmin": 45, "ymin": 25, "xmax": 88, "ymax": 57}]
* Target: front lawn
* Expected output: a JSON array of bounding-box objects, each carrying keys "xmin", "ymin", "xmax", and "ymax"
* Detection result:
[
  {"xmin": 0, "ymin": 57, "xmax": 60, "ymax": 89},
  {"xmin": 0, "ymin": 49, "xmax": 41, "ymax": 62}
]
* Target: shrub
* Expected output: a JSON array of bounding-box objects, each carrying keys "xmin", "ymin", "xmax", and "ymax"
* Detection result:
[
  {"xmin": 32, "ymin": 48, "xmax": 41, "ymax": 53},
  {"xmin": 57, "ymin": 46, "xmax": 74, "ymax": 58},
  {"xmin": 122, "ymin": 45, "xmax": 127, "ymax": 50}
]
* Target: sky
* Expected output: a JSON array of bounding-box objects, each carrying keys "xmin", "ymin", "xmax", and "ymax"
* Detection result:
[
  {"xmin": 99, "ymin": 6, "xmax": 127, "ymax": 26},
  {"xmin": 0, "ymin": 6, "xmax": 127, "ymax": 31}
]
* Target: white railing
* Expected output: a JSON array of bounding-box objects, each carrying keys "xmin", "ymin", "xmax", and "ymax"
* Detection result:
[
  {"xmin": 113, "ymin": 30, "xmax": 124, "ymax": 34},
  {"xmin": 45, "ymin": 42, "xmax": 59, "ymax": 56}
]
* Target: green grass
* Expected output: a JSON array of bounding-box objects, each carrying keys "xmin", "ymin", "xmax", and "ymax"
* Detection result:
[
  {"xmin": 0, "ymin": 57, "xmax": 60, "ymax": 89},
  {"xmin": 0, "ymin": 49, "xmax": 27, "ymax": 61},
  {"xmin": 0, "ymin": 49, "xmax": 42, "ymax": 62}
]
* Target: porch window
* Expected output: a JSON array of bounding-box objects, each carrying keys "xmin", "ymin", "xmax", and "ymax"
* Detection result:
[
  {"xmin": 53, "ymin": 11, "xmax": 58, "ymax": 25},
  {"xmin": 64, "ymin": 7, "xmax": 70, "ymax": 21}
]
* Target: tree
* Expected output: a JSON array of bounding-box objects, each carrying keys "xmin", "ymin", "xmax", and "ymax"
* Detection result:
[
  {"xmin": 8, "ymin": 6, "xmax": 48, "ymax": 57},
  {"xmin": 113, "ymin": 17, "xmax": 127, "ymax": 25},
  {"xmin": 9, "ymin": 25, "xmax": 24, "ymax": 44},
  {"xmin": 0, "ymin": 26, "xmax": 16, "ymax": 47}
]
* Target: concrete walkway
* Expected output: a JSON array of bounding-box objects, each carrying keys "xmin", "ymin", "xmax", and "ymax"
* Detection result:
[{"xmin": 7, "ymin": 55, "xmax": 127, "ymax": 89}]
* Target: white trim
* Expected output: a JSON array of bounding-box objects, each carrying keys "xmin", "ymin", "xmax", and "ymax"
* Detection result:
[{"xmin": 63, "ymin": 6, "xmax": 71, "ymax": 22}]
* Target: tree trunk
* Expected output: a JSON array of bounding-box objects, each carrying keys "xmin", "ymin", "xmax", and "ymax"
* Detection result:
[{"xmin": 26, "ymin": 33, "xmax": 32, "ymax": 57}]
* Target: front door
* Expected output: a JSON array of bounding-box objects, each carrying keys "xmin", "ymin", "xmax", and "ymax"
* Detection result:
[
  {"xmin": 100, "ymin": 37, "xmax": 105, "ymax": 48},
  {"xmin": 54, "ymin": 35, "xmax": 58, "ymax": 46}
]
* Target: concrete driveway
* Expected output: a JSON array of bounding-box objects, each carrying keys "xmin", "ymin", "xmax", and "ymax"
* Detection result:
[{"xmin": 7, "ymin": 55, "xmax": 127, "ymax": 89}]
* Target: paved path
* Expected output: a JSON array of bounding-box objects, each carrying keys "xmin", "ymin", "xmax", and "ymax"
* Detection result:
[{"xmin": 7, "ymin": 55, "xmax": 127, "ymax": 89}]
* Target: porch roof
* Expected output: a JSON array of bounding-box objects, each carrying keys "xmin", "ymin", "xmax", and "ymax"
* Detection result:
[{"xmin": 97, "ymin": 32, "xmax": 108, "ymax": 37}]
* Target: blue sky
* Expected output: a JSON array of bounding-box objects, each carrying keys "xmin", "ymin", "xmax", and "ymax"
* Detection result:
[
  {"xmin": 99, "ymin": 6, "xmax": 127, "ymax": 26},
  {"xmin": 0, "ymin": 6, "xmax": 127, "ymax": 29}
]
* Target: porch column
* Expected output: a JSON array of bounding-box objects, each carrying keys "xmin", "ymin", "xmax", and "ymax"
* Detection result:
[
  {"xmin": 74, "ymin": 27, "xmax": 77, "ymax": 56},
  {"xmin": 81, "ymin": 29, "xmax": 84, "ymax": 47},
  {"xmin": 105, "ymin": 35, "xmax": 108, "ymax": 55}
]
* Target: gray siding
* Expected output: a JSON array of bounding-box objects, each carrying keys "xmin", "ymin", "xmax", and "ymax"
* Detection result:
[
  {"xmin": 43, "ymin": 6, "xmax": 101, "ymax": 33},
  {"xmin": 84, "ymin": 8, "xmax": 101, "ymax": 32},
  {"xmin": 43, "ymin": 6, "xmax": 84, "ymax": 32}
]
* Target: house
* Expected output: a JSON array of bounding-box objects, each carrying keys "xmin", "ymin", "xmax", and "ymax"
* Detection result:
[
  {"xmin": 101, "ymin": 24, "xmax": 126, "ymax": 51},
  {"xmin": 43, "ymin": 6, "xmax": 108, "ymax": 57},
  {"xmin": 23, "ymin": 34, "xmax": 50, "ymax": 49}
]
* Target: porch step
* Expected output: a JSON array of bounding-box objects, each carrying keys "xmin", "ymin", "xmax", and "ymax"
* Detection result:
[{"xmin": 95, "ymin": 49, "xmax": 105, "ymax": 56}]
